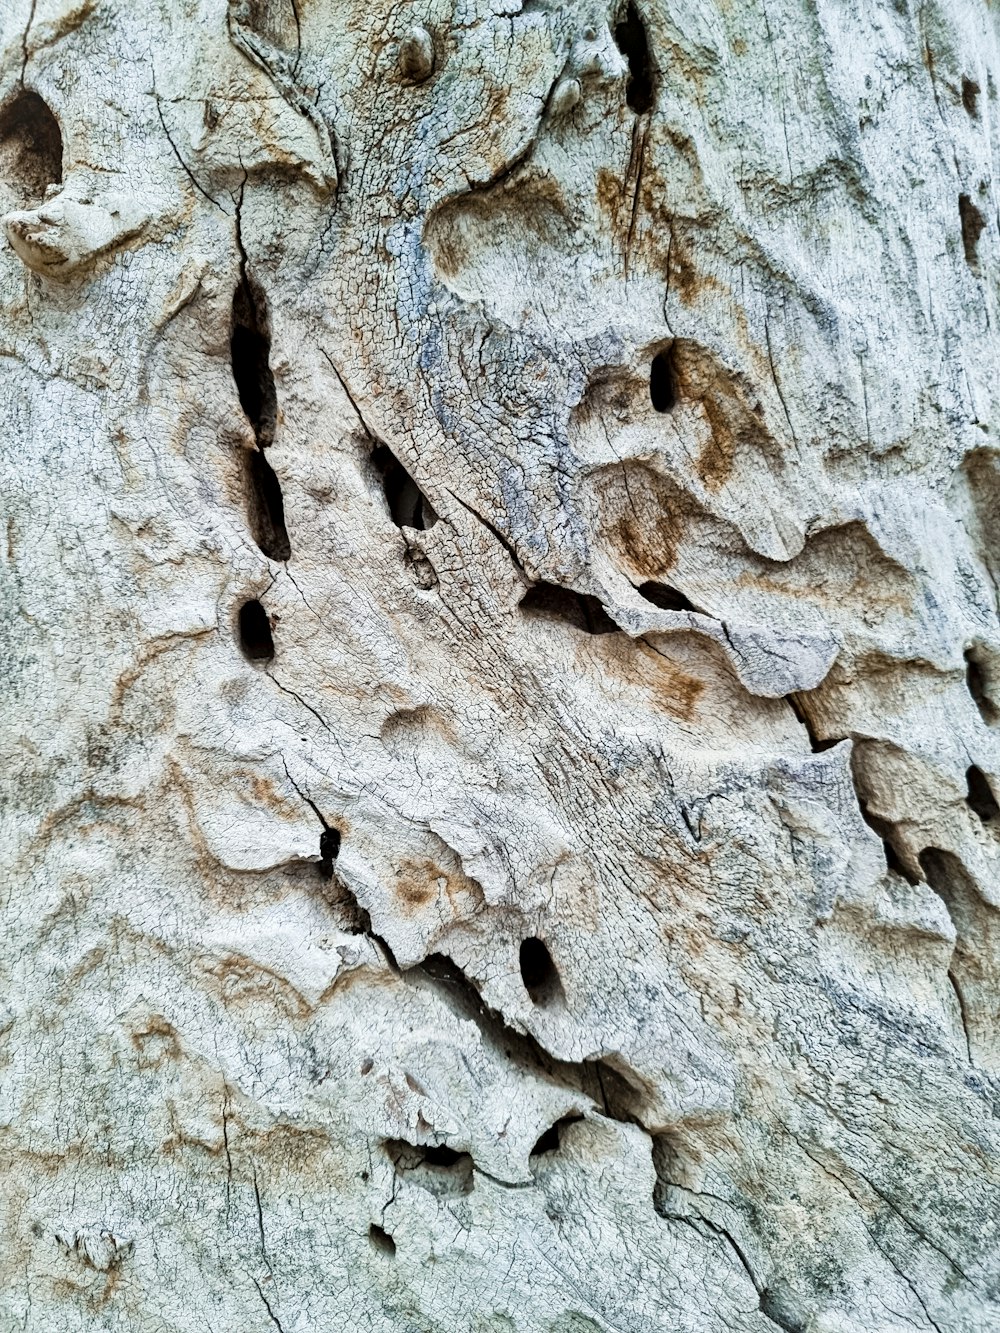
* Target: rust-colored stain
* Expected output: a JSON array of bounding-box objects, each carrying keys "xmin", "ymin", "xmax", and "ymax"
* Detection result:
[
  {"xmin": 591, "ymin": 635, "xmax": 704, "ymax": 721},
  {"xmin": 667, "ymin": 231, "xmax": 725, "ymax": 307},
  {"xmin": 607, "ymin": 504, "xmax": 680, "ymax": 579},
  {"xmin": 669, "ymin": 340, "xmax": 776, "ymax": 492},
  {"xmin": 734, "ymin": 522, "xmax": 915, "ymax": 611},
  {"xmin": 196, "ymin": 953, "xmax": 312, "ymax": 1018},
  {"xmin": 596, "ymin": 166, "xmax": 624, "ymax": 223},
  {"xmin": 598, "ymin": 461, "xmax": 685, "ymax": 579},
  {"xmin": 696, "ymin": 396, "xmax": 738, "ymax": 490},
  {"xmin": 395, "ymin": 858, "xmax": 445, "ymax": 910},
  {"xmin": 131, "ymin": 1015, "xmax": 181, "ymax": 1068},
  {"xmin": 634, "ymin": 642, "xmax": 705, "ymax": 720}
]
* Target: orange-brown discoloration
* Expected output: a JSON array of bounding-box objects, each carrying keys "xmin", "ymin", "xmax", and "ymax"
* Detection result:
[
  {"xmin": 587, "ymin": 635, "xmax": 704, "ymax": 722},
  {"xmin": 634, "ymin": 641, "xmax": 705, "ymax": 720},
  {"xmin": 131, "ymin": 1014, "xmax": 181, "ymax": 1068},
  {"xmin": 195, "ymin": 953, "xmax": 312, "ymax": 1018},
  {"xmin": 595, "ymin": 461, "xmax": 689, "ymax": 580},
  {"xmin": 670, "ymin": 340, "xmax": 777, "ymax": 491},
  {"xmin": 395, "ymin": 858, "xmax": 445, "ymax": 909},
  {"xmin": 735, "ymin": 523, "xmax": 914, "ymax": 612}
]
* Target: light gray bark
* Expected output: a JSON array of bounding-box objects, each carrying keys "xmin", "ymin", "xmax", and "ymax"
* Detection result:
[{"xmin": 2, "ymin": 0, "xmax": 999, "ymax": 1329}]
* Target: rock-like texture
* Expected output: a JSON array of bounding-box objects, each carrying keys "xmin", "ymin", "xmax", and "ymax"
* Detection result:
[{"xmin": 2, "ymin": 0, "xmax": 1000, "ymax": 1329}]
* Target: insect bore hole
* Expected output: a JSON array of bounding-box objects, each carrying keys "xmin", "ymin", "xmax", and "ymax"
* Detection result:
[{"xmin": 238, "ymin": 598, "xmax": 275, "ymax": 662}]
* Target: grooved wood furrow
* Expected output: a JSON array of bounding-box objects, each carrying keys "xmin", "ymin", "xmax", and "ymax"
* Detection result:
[{"xmin": 2, "ymin": 1, "xmax": 999, "ymax": 1330}]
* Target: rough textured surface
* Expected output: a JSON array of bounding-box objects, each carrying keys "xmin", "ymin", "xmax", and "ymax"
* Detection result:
[{"xmin": 2, "ymin": 1, "xmax": 1000, "ymax": 1329}]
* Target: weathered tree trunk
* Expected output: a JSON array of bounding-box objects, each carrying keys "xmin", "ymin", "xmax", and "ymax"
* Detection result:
[{"xmin": 2, "ymin": 0, "xmax": 999, "ymax": 1328}]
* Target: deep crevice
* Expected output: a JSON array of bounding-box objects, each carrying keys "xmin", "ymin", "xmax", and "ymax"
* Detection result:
[
  {"xmin": 318, "ymin": 827, "xmax": 341, "ymax": 879},
  {"xmin": 231, "ymin": 272, "xmax": 291, "ymax": 561},
  {"xmin": 0, "ymin": 88, "xmax": 62, "ymax": 205},
  {"xmin": 242, "ymin": 449, "xmax": 291, "ymax": 562},
  {"xmin": 385, "ymin": 1139, "xmax": 474, "ymax": 1196},
  {"xmin": 614, "ymin": 1, "xmax": 655, "ymax": 114},
  {"xmin": 368, "ymin": 1224, "xmax": 395, "ymax": 1256},
  {"xmin": 757, "ymin": 1290, "xmax": 808, "ymax": 1333},
  {"xmin": 238, "ymin": 598, "xmax": 275, "ymax": 662},
  {"xmin": 410, "ymin": 953, "xmax": 648, "ymax": 1125},
  {"xmin": 846, "ymin": 750, "xmax": 919, "ymax": 882},
  {"xmin": 787, "ymin": 694, "xmax": 840, "ymax": 753},
  {"xmin": 649, "ymin": 347, "xmax": 677, "ymax": 412},
  {"xmin": 324, "ymin": 876, "xmax": 399, "ymax": 970},
  {"xmin": 530, "ymin": 1114, "xmax": 584, "ymax": 1158},
  {"xmin": 965, "ymin": 647, "xmax": 997, "ymax": 724},
  {"xmin": 965, "ymin": 764, "xmax": 999, "ymax": 823},
  {"xmin": 959, "ymin": 193, "xmax": 986, "ymax": 268},
  {"xmin": 371, "ymin": 444, "xmax": 436, "ymax": 530},
  {"xmin": 856, "ymin": 797, "xmax": 918, "ymax": 883},
  {"xmin": 916, "ymin": 850, "xmax": 977, "ymax": 1064},
  {"xmin": 519, "ymin": 936, "xmax": 564, "ymax": 1006},
  {"xmin": 519, "ymin": 582, "xmax": 619, "ymax": 635},
  {"xmin": 231, "ymin": 274, "xmax": 278, "ymax": 447},
  {"xmin": 637, "ymin": 580, "xmax": 699, "ymax": 612}
]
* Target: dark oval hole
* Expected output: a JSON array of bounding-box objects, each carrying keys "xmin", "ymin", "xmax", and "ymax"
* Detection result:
[
  {"xmin": 966, "ymin": 765, "xmax": 999, "ymax": 823},
  {"xmin": 0, "ymin": 89, "xmax": 62, "ymax": 205},
  {"xmin": 238, "ymin": 598, "xmax": 275, "ymax": 662},
  {"xmin": 614, "ymin": 1, "xmax": 655, "ymax": 114},
  {"xmin": 520, "ymin": 582, "xmax": 619, "ymax": 635},
  {"xmin": 530, "ymin": 1114, "xmax": 584, "ymax": 1158},
  {"xmin": 244, "ymin": 449, "xmax": 291, "ymax": 561},
  {"xmin": 371, "ymin": 444, "xmax": 436, "ymax": 530},
  {"xmin": 637, "ymin": 581, "xmax": 697, "ymax": 612},
  {"xmin": 231, "ymin": 274, "xmax": 277, "ymax": 447},
  {"xmin": 965, "ymin": 647, "xmax": 997, "ymax": 724},
  {"xmin": 959, "ymin": 193, "xmax": 986, "ymax": 268},
  {"xmin": 368, "ymin": 1224, "xmax": 395, "ymax": 1256},
  {"xmin": 421, "ymin": 1144, "xmax": 463, "ymax": 1167},
  {"xmin": 649, "ymin": 348, "xmax": 676, "ymax": 412},
  {"xmin": 384, "ymin": 1139, "xmax": 475, "ymax": 1196},
  {"xmin": 318, "ymin": 827, "xmax": 341, "ymax": 879},
  {"xmin": 519, "ymin": 937, "xmax": 563, "ymax": 1005},
  {"xmin": 962, "ymin": 77, "xmax": 981, "ymax": 118}
]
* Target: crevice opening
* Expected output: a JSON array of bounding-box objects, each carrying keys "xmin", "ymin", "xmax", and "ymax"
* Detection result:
[
  {"xmin": 231, "ymin": 274, "xmax": 277, "ymax": 447},
  {"xmin": 959, "ymin": 193, "xmax": 986, "ymax": 268},
  {"xmin": 530, "ymin": 1114, "xmax": 584, "ymax": 1158},
  {"xmin": 243, "ymin": 449, "xmax": 291, "ymax": 561},
  {"xmin": 519, "ymin": 936, "xmax": 563, "ymax": 1005},
  {"xmin": 0, "ymin": 89, "xmax": 62, "ymax": 204},
  {"xmin": 238, "ymin": 598, "xmax": 275, "ymax": 662},
  {"xmin": 966, "ymin": 765, "xmax": 999, "ymax": 823},
  {"xmin": 614, "ymin": 2, "xmax": 655, "ymax": 114},
  {"xmin": 368, "ymin": 1224, "xmax": 395, "ymax": 1256},
  {"xmin": 965, "ymin": 647, "xmax": 997, "ymax": 724},
  {"xmin": 372, "ymin": 444, "xmax": 436, "ymax": 530},
  {"xmin": 649, "ymin": 347, "xmax": 677, "ymax": 412},
  {"xmin": 637, "ymin": 581, "xmax": 698, "ymax": 612},
  {"xmin": 519, "ymin": 582, "xmax": 619, "ymax": 635},
  {"xmin": 318, "ymin": 827, "xmax": 341, "ymax": 879},
  {"xmin": 962, "ymin": 78, "xmax": 981, "ymax": 118}
]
